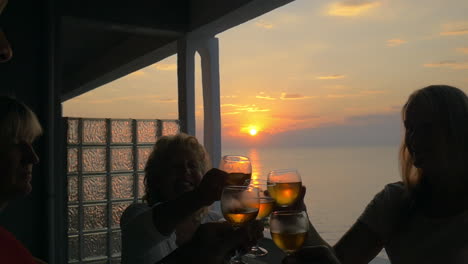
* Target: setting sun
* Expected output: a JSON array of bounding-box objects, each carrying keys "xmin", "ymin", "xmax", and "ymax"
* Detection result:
[{"xmin": 249, "ymin": 128, "xmax": 258, "ymax": 136}]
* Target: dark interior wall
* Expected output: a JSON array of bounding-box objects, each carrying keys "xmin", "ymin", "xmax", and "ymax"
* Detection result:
[{"xmin": 0, "ymin": 0, "xmax": 50, "ymax": 260}]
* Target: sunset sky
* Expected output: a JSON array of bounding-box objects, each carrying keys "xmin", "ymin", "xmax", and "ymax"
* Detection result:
[{"xmin": 63, "ymin": 0, "xmax": 468, "ymax": 147}]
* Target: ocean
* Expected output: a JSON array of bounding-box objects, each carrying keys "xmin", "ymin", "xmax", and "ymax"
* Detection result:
[{"xmin": 223, "ymin": 145, "xmax": 400, "ymax": 262}]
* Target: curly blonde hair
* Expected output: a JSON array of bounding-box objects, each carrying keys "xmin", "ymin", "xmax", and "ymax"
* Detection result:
[{"xmin": 143, "ymin": 133, "xmax": 211, "ymax": 206}]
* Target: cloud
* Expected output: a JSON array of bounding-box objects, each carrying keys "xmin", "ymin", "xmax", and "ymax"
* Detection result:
[
  {"xmin": 221, "ymin": 95, "xmax": 238, "ymax": 99},
  {"xmin": 280, "ymin": 93, "xmax": 317, "ymax": 100},
  {"xmin": 272, "ymin": 114, "xmax": 320, "ymax": 121},
  {"xmin": 327, "ymin": 0, "xmax": 381, "ymax": 17},
  {"xmin": 221, "ymin": 104, "xmax": 249, "ymax": 108},
  {"xmin": 440, "ymin": 22, "xmax": 468, "ymax": 36},
  {"xmin": 154, "ymin": 63, "xmax": 177, "ymax": 71},
  {"xmin": 235, "ymin": 106, "xmax": 270, "ymax": 113},
  {"xmin": 423, "ymin": 61, "xmax": 468, "ymax": 70},
  {"xmin": 254, "ymin": 20, "xmax": 274, "ymax": 29},
  {"xmin": 128, "ymin": 70, "xmax": 145, "ymax": 77},
  {"xmin": 223, "ymin": 112, "xmax": 402, "ymax": 148},
  {"xmin": 256, "ymin": 95, "xmax": 276, "ymax": 100},
  {"xmin": 327, "ymin": 90, "xmax": 386, "ymax": 99},
  {"xmin": 324, "ymin": 84, "xmax": 351, "ymax": 90},
  {"xmin": 316, "ymin": 74, "xmax": 346, "ymax": 80},
  {"xmin": 222, "ymin": 112, "xmax": 241, "ymax": 116},
  {"xmin": 327, "ymin": 94, "xmax": 361, "ymax": 99},
  {"xmin": 386, "ymin": 39, "xmax": 407, "ymax": 47},
  {"xmin": 360, "ymin": 90, "xmax": 386, "ymax": 95},
  {"xmin": 222, "ymin": 103, "xmax": 270, "ymax": 113},
  {"xmin": 457, "ymin": 47, "xmax": 468, "ymax": 54},
  {"xmin": 153, "ymin": 98, "xmax": 177, "ymax": 103},
  {"xmin": 440, "ymin": 29, "xmax": 468, "ymax": 36}
]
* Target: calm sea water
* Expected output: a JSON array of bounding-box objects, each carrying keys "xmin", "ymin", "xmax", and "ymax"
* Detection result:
[{"xmin": 223, "ymin": 145, "xmax": 400, "ymax": 261}]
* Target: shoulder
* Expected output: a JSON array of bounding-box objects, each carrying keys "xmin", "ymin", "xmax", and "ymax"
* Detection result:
[
  {"xmin": 121, "ymin": 203, "xmax": 151, "ymax": 225},
  {"xmin": 374, "ymin": 181, "xmax": 407, "ymax": 206},
  {"xmin": 358, "ymin": 182, "xmax": 409, "ymax": 241},
  {"xmin": 0, "ymin": 226, "xmax": 36, "ymax": 263},
  {"xmin": 375, "ymin": 181, "xmax": 409, "ymax": 215}
]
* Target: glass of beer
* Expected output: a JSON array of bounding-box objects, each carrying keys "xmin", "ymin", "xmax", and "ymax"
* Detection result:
[
  {"xmin": 221, "ymin": 185, "xmax": 260, "ymax": 264},
  {"xmin": 244, "ymin": 179, "xmax": 276, "ymax": 258},
  {"xmin": 219, "ymin": 155, "xmax": 252, "ymax": 185},
  {"xmin": 267, "ymin": 169, "xmax": 302, "ymax": 207},
  {"xmin": 270, "ymin": 210, "xmax": 309, "ymax": 255}
]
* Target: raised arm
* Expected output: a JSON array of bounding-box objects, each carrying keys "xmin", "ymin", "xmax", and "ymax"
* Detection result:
[
  {"xmin": 333, "ymin": 221, "xmax": 383, "ymax": 264},
  {"xmin": 283, "ymin": 186, "xmax": 387, "ymax": 264},
  {"xmin": 153, "ymin": 168, "xmax": 228, "ymax": 235}
]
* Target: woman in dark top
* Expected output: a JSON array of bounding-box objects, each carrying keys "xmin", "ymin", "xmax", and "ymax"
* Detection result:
[{"xmin": 284, "ymin": 85, "xmax": 468, "ymax": 264}]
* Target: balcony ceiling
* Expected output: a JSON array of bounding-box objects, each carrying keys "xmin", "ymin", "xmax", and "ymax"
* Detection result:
[{"xmin": 60, "ymin": 0, "xmax": 294, "ymax": 101}]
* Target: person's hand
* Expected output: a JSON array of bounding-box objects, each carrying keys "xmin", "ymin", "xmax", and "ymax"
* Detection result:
[
  {"xmin": 274, "ymin": 185, "xmax": 307, "ymax": 212},
  {"xmin": 282, "ymin": 246, "xmax": 341, "ymax": 264},
  {"xmin": 195, "ymin": 168, "xmax": 228, "ymax": 205}
]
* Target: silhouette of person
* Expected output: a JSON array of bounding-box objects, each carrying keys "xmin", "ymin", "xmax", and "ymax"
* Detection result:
[{"xmin": 284, "ymin": 85, "xmax": 468, "ymax": 264}]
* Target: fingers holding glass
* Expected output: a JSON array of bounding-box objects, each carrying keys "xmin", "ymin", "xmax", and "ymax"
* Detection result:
[{"xmin": 219, "ymin": 155, "xmax": 252, "ymax": 185}]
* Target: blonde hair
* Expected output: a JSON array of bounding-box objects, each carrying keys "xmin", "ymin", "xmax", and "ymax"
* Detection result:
[
  {"xmin": 143, "ymin": 133, "xmax": 211, "ymax": 205},
  {"xmin": 0, "ymin": 96, "xmax": 43, "ymax": 144},
  {"xmin": 399, "ymin": 85, "xmax": 468, "ymax": 192}
]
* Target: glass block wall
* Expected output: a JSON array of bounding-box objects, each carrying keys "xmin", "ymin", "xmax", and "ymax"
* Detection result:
[{"xmin": 66, "ymin": 118, "xmax": 180, "ymax": 264}]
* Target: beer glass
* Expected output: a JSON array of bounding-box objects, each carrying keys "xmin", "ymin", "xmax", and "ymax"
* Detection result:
[
  {"xmin": 221, "ymin": 185, "xmax": 259, "ymax": 264},
  {"xmin": 267, "ymin": 169, "xmax": 302, "ymax": 207},
  {"xmin": 244, "ymin": 179, "xmax": 275, "ymax": 257},
  {"xmin": 219, "ymin": 155, "xmax": 252, "ymax": 185},
  {"xmin": 269, "ymin": 210, "xmax": 309, "ymax": 255}
]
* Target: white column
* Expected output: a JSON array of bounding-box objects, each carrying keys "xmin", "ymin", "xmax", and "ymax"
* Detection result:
[
  {"xmin": 198, "ymin": 37, "xmax": 222, "ymax": 168},
  {"xmin": 177, "ymin": 37, "xmax": 196, "ymax": 135}
]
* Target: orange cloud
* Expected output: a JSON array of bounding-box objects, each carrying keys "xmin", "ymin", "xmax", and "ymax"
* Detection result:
[
  {"xmin": 327, "ymin": 94, "xmax": 361, "ymax": 99},
  {"xmin": 128, "ymin": 70, "xmax": 145, "ymax": 77},
  {"xmin": 457, "ymin": 47, "xmax": 468, "ymax": 54},
  {"xmin": 360, "ymin": 90, "xmax": 386, "ymax": 94},
  {"xmin": 221, "ymin": 104, "xmax": 249, "ymax": 108},
  {"xmin": 280, "ymin": 93, "xmax": 317, "ymax": 100},
  {"xmin": 386, "ymin": 39, "xmax": 407, "ymax": 47},
  {"xmin": 222, "ymin": 112, "xmax": 241, "ymax": 116},
  {"xmin": 317, "ymin": 74, "xmax": 346, "ymax": 80},
  {"xmin": 235, "ymin": 106, "xmax": 270, "ymax": 112},
  {"xmin": 256, "ymin": 95, "xmax": 276, "ymax": 100},
  {"xmin": 153, "ymin": 98, "xmax": 177, "ymax": 103},
  {"xmin": 154, "ymin": 63, "xmax": 177, "ymax": 71},
  {"xmin": 272, "ymin": 114, "xmax": 320, "ymax": 121},
  {"xmin": 255, "ymin": 20, "xmax": 274, "ymax": 29},
  {"xmin": 327, "ymin": 90, "xmax": 386, "ymax": 98},
  {"xmin": 327, "ymin": 0, "xmax": 380, "ymax": 17},
  {"xmin": 423, "ymin": 61, "xmax": 468, "ymax": 70},
  {"xmin": 440, "ymin": 22, "xmax": 468, "ymax": 36},
  {"xmin": 440, "ymin": 29, "xmax": 468, "ymax": 36}
]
